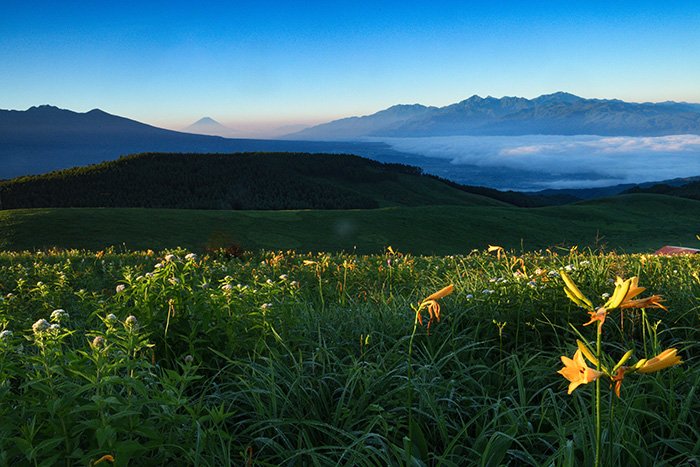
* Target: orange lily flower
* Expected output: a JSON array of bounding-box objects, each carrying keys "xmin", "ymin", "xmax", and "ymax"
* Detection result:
[
  {"xmin": 583, "ymin": 307, "xmax": 609, "ymax": 329},
  {"xmin": 558, "ymin": 349, "xmax": 603, "ymax": 394},
  {"xmin": 423, "ymin": 284, "xmax": 455, "ymax": 302},
  {"xmin": 606, "ymin": 276, "xmax": 666, "ymax": 310},
  {"xmin": 586, "ymin": 277, "xmax": 666, "ymax": 330},
  {"xmin": 416, "ymin": 284, "xmax": 454, "ymax": 332},
  {"xmin": 611, "ymin": 367, "xmax": 627, "ymax": 398},
  {"xmin": 619, "ymin": 294, "xmax": 667, "ymax": 310},
  {"xmin": 618, "ymin": 276, "xmax": 646, "ymax": 303},
  {"xmin": 636, "ymin": 348, "xmax": 682, "ymax": 373}
]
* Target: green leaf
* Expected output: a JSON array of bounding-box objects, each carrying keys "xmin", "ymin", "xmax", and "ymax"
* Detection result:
[
  {"xmin": 409, "ymin": 419, "xmax": 429, "ymax": 463},
  {"xmin": 95, "ymin": 425, "xmax": 116, "ymax": 449},
  {"xmin": 481, "ymin": 431, "xmax": 514, "ymax": 467}
]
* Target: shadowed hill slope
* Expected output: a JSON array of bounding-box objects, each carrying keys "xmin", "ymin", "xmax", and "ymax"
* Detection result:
[{"xmin": 0, "ymin": 152, "xmax": 508, "ymax": 210}]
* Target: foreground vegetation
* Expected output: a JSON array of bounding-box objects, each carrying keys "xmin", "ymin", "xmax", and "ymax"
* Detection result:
[
  {"xmin": 0, "ymin": 247, "xmax": 697, "ymax": 465},
  {"xmin": 1, "ymin": 194, "xmax": 699, "ymax": 253}
]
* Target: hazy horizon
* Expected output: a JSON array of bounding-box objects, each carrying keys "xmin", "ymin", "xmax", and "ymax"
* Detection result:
[{"xmin": 6, "ymin": 88, "xmax": 700, "ymax": 140}]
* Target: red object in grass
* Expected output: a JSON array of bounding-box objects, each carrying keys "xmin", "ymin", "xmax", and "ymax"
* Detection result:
[{"xmin": 654, "ymin": 246, "xmax": 700, "ymax": 255}]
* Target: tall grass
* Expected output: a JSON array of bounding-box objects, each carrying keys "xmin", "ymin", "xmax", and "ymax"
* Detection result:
[{"xmin": 0, "ymin": 247, "xmax": 697, "ymax": 465}]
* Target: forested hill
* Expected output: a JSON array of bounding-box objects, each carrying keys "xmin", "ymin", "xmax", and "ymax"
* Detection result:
[
  {"xmin": 0, "ymin": 152, "xmax": 511, "ymax": 210},
  {"xmin": 623, "ymin": 180, "xmax": 700, "ymax": 201}
]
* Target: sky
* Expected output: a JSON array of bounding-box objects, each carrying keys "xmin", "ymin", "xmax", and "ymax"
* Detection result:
[{"xmin": 2, "ymin": 1, "xmax": 700, "ymax": 134}]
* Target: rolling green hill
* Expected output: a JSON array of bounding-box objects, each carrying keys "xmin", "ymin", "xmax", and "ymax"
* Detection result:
[
  {"xmin": 0, "ymin": 152, "xmax": 508, "ymax": 210},
  {"xmin": 1, "ymin": 194, "xmax": 697, "ymax": 254}
]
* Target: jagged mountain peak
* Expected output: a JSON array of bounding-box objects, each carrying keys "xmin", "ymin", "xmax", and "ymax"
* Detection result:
[{"xmin": 287, "ymin": 92, "xmax": 700, "ymax": 139}]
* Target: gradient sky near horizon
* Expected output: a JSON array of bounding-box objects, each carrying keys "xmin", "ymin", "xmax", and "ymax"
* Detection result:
[{"xmin": 3, "ymin": 1, "xmax": 700, "ymax": 132}]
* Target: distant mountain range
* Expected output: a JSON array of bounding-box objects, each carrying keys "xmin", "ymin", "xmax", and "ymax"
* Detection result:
[
  {"xmin": 3, "ymin": 97, "xmax": 700, "ymax": 190},
  {"xmin": 0, "ymin": 105, "xmax": 399, "ymax": 179},
  {"xmin": 288, "ymin": 92, "xmax": 700, "ymax": 139}
]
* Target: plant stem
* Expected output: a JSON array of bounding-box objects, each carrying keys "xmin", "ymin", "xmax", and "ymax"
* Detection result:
[
  {"xmin": 317, "ymin": 269, "xmax": 325, "ymax": 312},
  {"xmin": 407, "ymin": 306, "xmax": 420, "ymax": 463},
  {"xmin": 609, "ymin": 391, "xmax": 615, "ymax": 466},
  {"xmin": 595, "ymin": 322, "xmax": 602, "ymax": 467},
  {"xmin": 642, "ymin": 309, "xmax": 647, "ymax": 356}
]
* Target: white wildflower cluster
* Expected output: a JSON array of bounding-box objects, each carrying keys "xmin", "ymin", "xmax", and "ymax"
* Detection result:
[
  {"xmin": 221, "ymin": 283, "xmax": 233, "ymax": 291},
  {"xmin": 164, "ymin": 254, "xmax": 176, "ymax": 262},
  {"xmin": 91, "ymin": 336, "xmax": 106, "ymax": 349},
  {"xmin": 601, "ymin": 292, "xmax": 611, "ymax": 300},
  {"xmin": 0, "ymin": 330, "xmax": 13, "ymax": 340},
  {"xmin": 185, "ymin": 253, "xmax": 198, "ymax": 261},
  {"xmin": 115, "ymin": 284, "xmax": 126, "ymax": 293},
  {"xmin": 489, "ymin": 277, "xmax": 508, "ymax": 285},
  {"xmin": 50, "ymin": 309, "xmax": 69, "ymax": 323},
  {"xmin": 482, "ymin": 289, "xmax": 495, "ymax": 295},
  {"xmin": 564, "ymin": 264, "xmax": 575, "ymax": 272},
  {"xmin": 279, "ymin": 274, "xmax": 288, "ymax": 281},
  {"xmin": 465, "ymin": 294, "xmax": 474, "ymax": 300},
  {"xmin": 32, "ymin": 319, "xmax": 51, "ymax": 334},
  {"xmin": 580, "ymin": 260, "xmax": 591, "ymax": 266},
  {"xmin": 265, "ymin": 279, "xmax": 274, "ymax": 285}
]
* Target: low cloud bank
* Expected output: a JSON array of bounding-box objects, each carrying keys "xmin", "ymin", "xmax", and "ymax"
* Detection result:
[{"xmin": 374, "ymin": 135, "xmax": 700, "ymax": 189}]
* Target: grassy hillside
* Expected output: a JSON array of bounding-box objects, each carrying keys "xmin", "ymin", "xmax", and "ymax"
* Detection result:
[
  {"xmin": 0, "ymin": 152, "xmax": 507, "ymax": 210},
  {"xmin": 1, "ymin": 194, "xmax": 698, "ymax": 253}
]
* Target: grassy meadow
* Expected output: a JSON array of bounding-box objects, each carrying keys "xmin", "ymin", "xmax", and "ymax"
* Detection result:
[
  {"xmin": 0, "ymin": 247, "xmax": 697, "ymax": 465},
  {"xmin": 1, "ymin": 194, "xmax": 699, "ymax": 253}
]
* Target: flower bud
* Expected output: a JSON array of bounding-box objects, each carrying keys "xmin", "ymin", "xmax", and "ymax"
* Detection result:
[{"xmin": 125, "ymin": 315, "xmax": 138, "ymax": 330}]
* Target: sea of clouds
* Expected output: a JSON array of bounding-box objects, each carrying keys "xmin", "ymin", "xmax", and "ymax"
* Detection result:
[{"xmin": 372, "ymin": 135, "xmax": 700, "ymax": 190}]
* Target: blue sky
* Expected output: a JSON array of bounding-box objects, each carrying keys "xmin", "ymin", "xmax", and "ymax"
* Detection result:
[{"xmin": 2, "ymin": 1, "xmax": 700, "ymax": 132}]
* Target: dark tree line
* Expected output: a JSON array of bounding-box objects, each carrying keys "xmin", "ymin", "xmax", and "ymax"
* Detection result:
[
  {"xmin": 624, "ymin": 181, "xmax": 700, "ymax": 201},
  {"xmin": 0, "ymin": 152, "xmax": 428, "ymax": 210}
]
